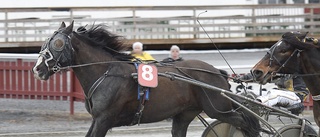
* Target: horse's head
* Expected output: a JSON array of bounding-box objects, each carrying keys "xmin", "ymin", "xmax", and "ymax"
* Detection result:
[
  {"xmin": 251, "ymin": 31, "xmax": 316, "ymax": 84},
  {"xmin": 32, "ymin": 21, "xmax": 74, "ymax": 80}
]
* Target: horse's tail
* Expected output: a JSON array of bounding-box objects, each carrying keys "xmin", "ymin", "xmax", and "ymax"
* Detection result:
[
  {"xmin": 238, "ymin": 107, "xmax": 261, "ymax": 137},
  {"xmin": 218, "ymin": 69, "xmax": 260, "ymax": 136},
  {"xmin": 230, "ymin": 94, "xmax": 261, "ymax": 137}
]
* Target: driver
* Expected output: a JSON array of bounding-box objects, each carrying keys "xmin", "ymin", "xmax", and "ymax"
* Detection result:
[
  {"xmin": 130, "ymin": 42, "xmax": 155, "ymax": 61},
  {"xmin": 238, "ymin": 74, "xmax": 306, "ymax": 115}
]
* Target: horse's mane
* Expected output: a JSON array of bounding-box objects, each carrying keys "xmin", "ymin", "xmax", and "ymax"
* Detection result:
[
  {"xmin": 73, "ymin": 24, "xmax": 134, "ymax": 60},
  {"xmin": 281, "ymin": 32, "xmax": 318, "ymax": 50}
]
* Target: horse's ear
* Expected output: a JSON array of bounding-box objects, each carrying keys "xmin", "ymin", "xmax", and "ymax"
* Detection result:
[
  {"xmin": 296, "ymin": 31, "xmax": 308, "ymax": 40},
  {"xmin": 64, "ymin": 21, "xmax": 74, "ymax": 35},
  {"xmin": 303, "ymin": 31, "xmax": 309, "ymax": 38},
  {"xmin": 59, "ymin": 22, "xmax": 66, "ymax": 29}
]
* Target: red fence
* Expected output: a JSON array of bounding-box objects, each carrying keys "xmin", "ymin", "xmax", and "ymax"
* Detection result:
[{"xmin": 0, "ymin": 58, "xmax": 84, "ymax": 114}]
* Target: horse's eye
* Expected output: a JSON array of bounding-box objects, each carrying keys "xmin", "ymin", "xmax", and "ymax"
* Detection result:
[
  {"xmin": 280, "ymin": 49, "xmax": 286, "ymax": 53},
  {"xmin": 54, "ymin": 39, "xmax": 64, "ymax": 48},
  {"xmin": 51, "ymin": 38, "xmax": 65, "ymax": 51}
]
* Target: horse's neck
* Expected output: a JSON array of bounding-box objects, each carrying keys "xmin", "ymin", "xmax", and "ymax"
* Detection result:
[
  {"xmin": 71, "ymin": 51, "xmax": 135, "ymax": 97},
  {"xmin": 71, "ymin": 50, "xmax": 114, "ymax": 94},
  {"xmin": 73, "ymin": 66, "xmax": 109, "ymax": 95},
  {"xmin": 300, "ymin": 51, "xmax": 320, "ymax": 96}
]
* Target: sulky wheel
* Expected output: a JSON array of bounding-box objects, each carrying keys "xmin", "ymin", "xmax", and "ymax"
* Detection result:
[
  {"xmin": 276, "ymin": 124, "xmax": 318, "ymax": 137},
  {"xmin": 201, "ymin": 120, "xmax": 245, "ymax": 137}
]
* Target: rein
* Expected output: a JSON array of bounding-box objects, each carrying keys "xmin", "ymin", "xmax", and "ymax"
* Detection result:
[
  {"xmin": 54, "ymin": 59, "xmax": 232, "ymax": 79},
  {"xmin": 174, "ymin": 66, "xmax": 233, "ymax": 79},
  {"xmin": 52, "ymin": 60, "xmax": 134, "ymax": 72},
  {"xmin": 274, "ymin": 72, "xmax": 320, "ymax": 78}
]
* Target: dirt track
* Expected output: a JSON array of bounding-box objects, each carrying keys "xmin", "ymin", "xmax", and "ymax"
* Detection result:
[
  {"xmin": 0, "ymin": 99, "xmax": 91, "ymax": 134},
  {"xmin": 0, "ymin": 99, "xmax": 207, "ymax": 137},
  {"xmin": 0, "ymin": 98, "xmax": 318, "ymax": 137}
]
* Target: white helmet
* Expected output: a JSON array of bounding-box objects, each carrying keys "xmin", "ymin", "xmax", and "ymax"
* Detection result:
[{"xmin": 132, "ymin": 42, "xmax": 143, "ymax": 49}]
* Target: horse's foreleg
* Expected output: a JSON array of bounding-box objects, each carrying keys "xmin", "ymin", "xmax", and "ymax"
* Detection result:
[
  {"xmin": 171, "ymin": 110, "xmax": 201, "ymax": 137},
  {"xmin": 85, "ymin": 119, "xmax": 95, "ymax": 137},
  {"xmin": 312, "ymin": 101, "xmax": 320, "ymax": 136},
  {"xmin": 86, "ymin": 116, "xmax": 112, "ymax": 137}
]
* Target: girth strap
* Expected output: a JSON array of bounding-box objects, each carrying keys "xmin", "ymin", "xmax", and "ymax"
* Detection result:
[
  {"xmin": 130, "ymin": 62, "xmax": 150, "ymax": 125},
  {"xmin": 85, "ymin": 69, "xmax": 128, "ymax": 114},
  {"xmin": 131, "ymin": 90, "xmax": 147, "ymax": 125},
  {"xmin": 86, "ymin": 70, "xmax": 110, "ymax": 114}
]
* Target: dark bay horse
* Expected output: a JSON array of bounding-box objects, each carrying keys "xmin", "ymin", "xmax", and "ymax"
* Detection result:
[
  {"xmin": 251, "ymin": 31, "xmax": 320, "ymax": 135},
  {"xmin": 32, "ymin": 21, "xmax": 260, "ymax": 137}
]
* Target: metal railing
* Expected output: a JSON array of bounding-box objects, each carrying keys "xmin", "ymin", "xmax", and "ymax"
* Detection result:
[{"xmin": 0, "ymin": 4, "xmax": 319, "ymax": 45}]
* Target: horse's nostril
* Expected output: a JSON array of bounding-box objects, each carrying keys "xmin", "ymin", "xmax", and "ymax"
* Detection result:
[
  {"xmin": 253, "ymin": 70, "xmax": 263, "ymax": 78},
  {"xmin": 36, "ymin": 67, "xmax": 40, "ymax": 71}
]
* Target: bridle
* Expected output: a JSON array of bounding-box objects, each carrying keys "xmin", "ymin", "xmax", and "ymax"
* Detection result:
[
  {"xmin": 264, "ymin": 36, "xmax": 320, "ymax": 101},
  {"xmin": 38, "ymin": 29, "xmax": 73, "ymax": 73},
  {"xmin": 264, "ymin": 39, "xmax": 302, "ymax": 79}
]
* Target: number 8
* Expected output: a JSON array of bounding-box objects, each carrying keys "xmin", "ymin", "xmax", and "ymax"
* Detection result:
[{"xmin": 142, "ymin": 65, "xmax": 153, "ymax": 81}]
